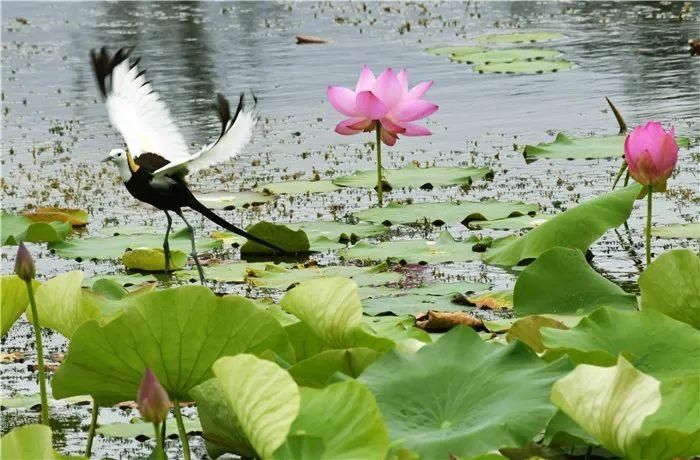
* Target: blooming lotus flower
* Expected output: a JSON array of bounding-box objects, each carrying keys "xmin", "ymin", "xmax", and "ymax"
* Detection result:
[
  {"xmin": 624, "ymin": 121, "xmax": 678, "ymax": 190},
  {"xmin": 137, "ymin": 368, "xmax": 170, "ymax": 424},
  {"xmin": 327, "ymin": 66, "xmax": 438, "ymax": 146}
]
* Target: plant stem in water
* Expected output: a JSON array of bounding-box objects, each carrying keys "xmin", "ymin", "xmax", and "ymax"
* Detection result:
[
  {"xmin": 375, "ymin": 124, "xmax": 383, "ymax": 207},
  {"xmin": 646, "ymin": 185, "xmax": 653, "ymax": 266},
  {"xmin": 173, "ymin": 400, "xmax": 191, "ymax": 460},
  {"xmin": 26, "ymin": 281, "xmax": 49, "ymax": 426},
  {"xmin": 85, "ymin": 400, "xmax": 99, "ymax": 457},
  {"xmin": 153, "ymin": 421, "xmax": 166, "ymax": 460}
]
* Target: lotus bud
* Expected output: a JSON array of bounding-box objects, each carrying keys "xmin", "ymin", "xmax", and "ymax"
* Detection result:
[
  {"xmin": 624, "ymin": 121, "xmax": 679, "ymax": 190},
  {"xmin": 14, "ymin": 243, "xmax": 36, "ymax": 282},
  {"xmin": 137, "ymin": 368, "xmax": 170, "ymax": 424}
]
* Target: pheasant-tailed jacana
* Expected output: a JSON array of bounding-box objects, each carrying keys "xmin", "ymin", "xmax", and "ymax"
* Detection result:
[{"xmin": 91, "ymin": 47, "xmax": 285, "ymax": 284}]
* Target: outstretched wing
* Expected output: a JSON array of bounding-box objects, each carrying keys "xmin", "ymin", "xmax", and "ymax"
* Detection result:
[
  {"xmin": 90, "ymin": 47, "xmax": 190, "ymax": 162},
  {"xmin": 153, "ymin": 92, "xmax": 257, "ymax": 177}
]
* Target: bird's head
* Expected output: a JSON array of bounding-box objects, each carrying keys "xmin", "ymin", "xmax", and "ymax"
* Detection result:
[{"xmin": 102, "ymin": 148, "xmax": 138, "ymax": 181}]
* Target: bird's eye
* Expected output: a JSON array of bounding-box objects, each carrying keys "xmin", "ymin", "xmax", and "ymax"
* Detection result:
[{"xmin": 117, "ymin": 152, "xmax": 122, "ymax": 156}]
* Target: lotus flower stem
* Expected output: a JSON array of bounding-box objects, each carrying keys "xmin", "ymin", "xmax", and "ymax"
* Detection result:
[
  {"xmin": 645, "ymin": 185, "xmax": 653, "ymax": 266},
  {"xmin": 376, "ymin": 124, "xmax": 383, "ymax": 206},
  {"xmin": 25, "ymin": 280, "xmax": 49, "ymax": 426},
  {"xmin": 173, "ymin": 400, "xmax": 191, "ymax": 460},
  {"xmin": 612, "ymin": 160, "xmax": 627, "ymax": 190},
  {"xmin": 152, "ymin": 421, "xmax": 166, "ymax": 460},
  {"xmin": 85, "ymin": 401, "xmax": 99, "ymax": 456}
]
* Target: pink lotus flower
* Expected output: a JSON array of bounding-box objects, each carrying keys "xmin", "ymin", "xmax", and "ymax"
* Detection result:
[
  {"xmin": 327, "ymin": 66, "xmax": 438, "ymax": 146},
  {"xmin": 137, "ymin": 368, "xmax": 171, "ymax": 424},
  {"xmin": 624, "ymin": 121, "xmax": 679, "ymax": 190}
]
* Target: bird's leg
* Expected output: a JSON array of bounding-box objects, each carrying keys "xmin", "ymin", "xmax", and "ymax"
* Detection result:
[
  {"xmin": 177, "ymin": 211, "xmax": 206, "ymax": 285},
  {"xmin": 163, "ymin": 211, "xmax": 172, "ymax": 276}
]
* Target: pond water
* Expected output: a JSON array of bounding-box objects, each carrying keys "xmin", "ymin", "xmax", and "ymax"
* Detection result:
[{"xmin": 1, "ymin": 1, "xmax": 698, "ymax": 458}]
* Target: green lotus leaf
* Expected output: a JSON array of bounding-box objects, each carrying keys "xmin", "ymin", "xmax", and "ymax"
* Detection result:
[
  {"xmin": 467, "ymin": 214, "xmax": 550, "ymax": 230},
  {"xmin": 256, "ymin": 180, "xmax": 340, "ymax": 195},
  {"xmin": 484, "ymin": 184, "xmax": 642, "ymax": 266},
  {"xmin": 475, "ymin": 32, "xmax": 564, "ymax": 44},
  {"xmin": 285, "ymin": 220, "xmax": 389, "ymax": 244},
  {"xmin": 89, "ymin": 279, "xmax": 129, "ymax": 300},
  {"xmin": 121, "ymin": 247, "xmax": 187, "ymax": 271},
  {"xmin": 363, "ymin": 315, "xmax": 432, "ymax": 345},
  {"xmin": 639, "ymin": 249, "xmax": 700, "ymax": 329},
  {"xmin": 551, "ymin": 356, "xmax": 700, "ymax": 460},
  {"xmin": 51, "ymin": 286, "xmax": 294, "ymax": 405},
  {"xmin": 0, "ymin": 424, "xmax": 84, "ymax": 459},
  {"xmin": 1, "ymin": 275, "xmax": 35, "ymax": 337},
  {"xmin": 242, "ymin": 222, "xmax": 310, "ymax": 255},
  {"xmin": 194, "ymin": 190, "xmax": 276, "ymax": 210},
  {"xmin": 513, "ymin": 248, "xmax": 637, "ymax": 316},
  {"xmin": 353, "ymin": 200, "xmax": 537, "ymax": 227},
  {"xmin": 465, "ymin": 289, "xmax": 514, "ymax": 310},
  {"xmin": 0, "ymin": 393, "xmax": 91, "ymax": 410},
  {"xmin": 274, "ymin": 381, "xmax": 389, "ymax": 460},
  {"xmin": 1, "ymin": 212, "xmax": 72, "ymax": 245},
  {"xmin": 543, "ymin": 410, "xmax": 599, "ymax": 449},
  {"xmin": 96, "ymin": 418, "xmax": 201, "ymax": 439},
  {"xmin": 360, "ymin": 326, "xmax": 570, "ymax": 458},
  {"xmin": 341, "ymin": 231, "xmax": 509, "ymax": 264},
  {"xmin": 247, "ymin": 263, "xmax": 401, "ymax": 290},
  {"xmin": 362, "ymin": 281, "xmax": 488, "ymax": 316},
  {"xmin": 473, "ymin": 59, "xmax": 573, "ymax": 74},
  {"xmin": 523, "ymin": 133, "xmax": 690, "ymax": 162},
  {"xmin": 211, "ymin": 354, "xmax": 301, "ymax": 459},
  {"xmin": 48, "ymin": 227, "xmax": 221, "ymax": 260},
  {"xmin": 83, "ymin": 273, "xmax": 158, "ymax": 288},
  {"xmin": 651, "ymin": 222, "xmax": 700, "ymax": 239},
  {"xmin": 280, "ymin": 277, "xmax": 393, "ymax": 351},
  {"xmin": 288, "ymin": 347, "xmax": 381, "ymax": 388},
  {"xmin": 333, "ymin": 164, "xmax": 493, "ymax": 190},
  {"xmin": 426, "ymin": 45, "xmax": 485, "ymax": 57},
  {"xmin": 506, "ymin": 315, "xmax": 568, "ymax": 353},
  {"xmin": 541, "ymin": 308, "xmax": 700, "ymax": 380},
  {"xmin": 450, "ymin": 48, "xmax": 561, "ymax": 64},
  {"xmin": 23, "ymin": 207, "xmax": 88, "ymax": 227},
  {"xmin": 177, "ymin": 261, "xmax": 252, "ymax": 283}
]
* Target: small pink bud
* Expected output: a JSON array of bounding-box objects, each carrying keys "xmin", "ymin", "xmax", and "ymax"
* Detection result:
[
  {"xmin": 624, "ymin": 121, "xmax": 679, "ymax": 189},
  {"xmin": 137, "ymin": 368, "xmax": 170, "ymax": 424},
  {"xmin": 14, "ymin": 243, "xmax": 35, "ymax": 282}
]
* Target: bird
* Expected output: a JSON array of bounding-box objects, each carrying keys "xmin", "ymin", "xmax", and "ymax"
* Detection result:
[{"xmin": 90, "ymin": 47, "xmax": 285, "ymax": 284}]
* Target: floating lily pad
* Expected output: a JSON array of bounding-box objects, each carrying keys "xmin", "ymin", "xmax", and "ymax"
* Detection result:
[
  {"xmin": 651, "ymin": 223, "xmax": 700, "ymax": 240},
  {"xmin": 194, "ymin": 191, "xmax": 277, "ymax": 210},
  {"xmin": 451, "ymin": 48, "xmax": 561, "ymax": 64},
  {"xmin": 474, "ymin": 59, "xmax": 573, "ymax": 74},
  {"xmin": 426, "ymin": 45, "xmax": 485, "ymax": 57},
  {"xmin": 523, "ymin": 133, "xmax": 690, "ymax": 162},
  {"xmin": 361, "ymin": 281, "xmax": 488, "ymax": 316},
  {"xmin": 333, "ymin": 164, "xmax": 493, "ymax": 190},
  {"xmin": 0, "ymin": 393, "xmax": 91, "ymax": 410},
  {"xmin": 23, "ymin": 207, "xmax": 88, "ymax": 226},
  {"xmin": 242, "ymin": 222, "xmax": 310, "ymax": 255},
  {"xmin": 247, "ymin": 263, "xmax": 401, "ymax": 290},
  {"xmin": 177, "ymin": 262, "xmax": 250, "ymax": 283},
  {"xmin": 48, "ymin": 228, "xmax": 221, "ymax": 261},
  {"xmin": 256, "ymin": 180, "xmax": 340, "ymax": 195},
  {"xmin": 285, "ymin": 221, "xmax": 389, "ymax": 243},
  {"xmin": 1, "ymin": 212, "xmax": 71, "ymax": 245},
  {"xmin": 360, "ymin": 326, "xmax": 570, "ymax": 459},
  {"xmin": 122, "ymin": 247, "xmax": 187, "ymax": 271},
  {"xmin": 475, "ymin": 32, "xmax": 564, "ymax": 44},
  {"xmin": 353, "ymin": 200, "xmax": 537, "ymax": 227},
  {"xmin": 96, "ymin": 419, "xmax": 201, "ymax": 439},
  {"xmin": 82, "ymin": 273, "xmax": 158, "ymax": 288},
  {"xmin": 467, "ymin": 214, "xmax": 550, "ymax": 230},
  {"xmin": 484, "ymin": 184, "xmax": 641, "ymax": 266}
]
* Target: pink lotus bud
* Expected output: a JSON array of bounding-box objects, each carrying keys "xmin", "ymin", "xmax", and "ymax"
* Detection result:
[
  {"xmin": 137, "ymin": 368, "xmax": 170, "ymax": 424},
  {"xmin": 14, "ymin": 243, "xmax": 36, "ymax": 282},
  {"xmin": 624, "ymin": 122, "xmax": 679, "ymax": 189}
]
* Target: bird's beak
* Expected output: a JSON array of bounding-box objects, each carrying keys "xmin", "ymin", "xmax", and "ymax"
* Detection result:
[{"xmin": 101, "ymin": 156, "xmax": 111, "ymax": 163}]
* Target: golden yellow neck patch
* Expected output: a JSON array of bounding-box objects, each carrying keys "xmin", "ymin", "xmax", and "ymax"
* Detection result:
[{"xmin": 126, "ymin": 152, "xmax": 140, "ymax": 173}]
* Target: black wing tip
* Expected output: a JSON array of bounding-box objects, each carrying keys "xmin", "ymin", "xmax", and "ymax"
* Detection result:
[{"xmin": 89, "ymin": 46, "xmax": 136, "ymax": 98}]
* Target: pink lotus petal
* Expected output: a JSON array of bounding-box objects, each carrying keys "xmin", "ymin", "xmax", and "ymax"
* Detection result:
[
  {"xmin": 393, "ymin": 99, "xmax": 439, "ymax": 122},
  {"xmin": 335, "ymin": 118, "xmax": 365, "ymax": 135},
  {"xmin": 356, "ymin": 91, "xmax": 389, "ymax": 120},
  {"xmin": 373, "ymin": 68, "xmax": 402, "ymax": 107},
  {"xmin": 380, "ymin": 117, "xmax": 406, "ymax": 135},
  {"xmin": 397, "ymin": 69, "xmax": 408, "ymax": 96},
  {"xmin": 380, "ymin": 128, "xmax": 398, "ymax": 146},
  {"xmin": 327, "ymin": 86, "xmax": 357, "ymax": 117},
  {"xmin": 407, "ymin": 81, "xmax": 433, "ymax": 100},
  {"xmin": 348, "ymin": 118, "xmax": 375, "ymax": 131},
  {"xmin": 401, "ymin": 122, "xmax": 432, "ymax": 136},
  {"xmin": 355, "ymin": 65, "xmax": 376, "ymax": 92},
  {"xmin": 625, "ymin": 122, "xmax": 678, "ymax": 187}
]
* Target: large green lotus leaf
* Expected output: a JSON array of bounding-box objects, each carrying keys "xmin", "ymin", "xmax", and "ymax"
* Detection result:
[
  {"xmin": 177, "ymin": 261, "xmax": 251, "ymax": 283},
  {"xmin": 247, "ymin": 263, "xmax": 401, "ymax": 290},
  {"xmin": 353, "ymin": 200, "xmax": 537, "ymax": 227},
  {"xmin": 242, "ymin": 222, "xmax": 310, "ymax": 255},
  {"xmin": 484, "ymin": 184, "xmax": 641, "ymax": 266},
  {"xmin": 1, "ymin": 275, "xmax": 35, "ymax": 336},
  {"xmin": 506, "ymin": 315, "xmax": 568, "ymax": 353},
  {"xmin": 333, "ymin": 164, "xmax": 493, "ymax": 190},
  {"xmin": 0, "ymin": 424, "xmax": 84, "ymax": 460},
  {"xmin": 274, "ymin": 381, "xmax": 389, "ymax": 460},
  {"xmin": 194, "ymin": 190, "xmax": 276, "ymax": 210},
  {"xmin": 639, "ymin": 249, "xmax": 700, "ymax": 329},
  {"xmin": 1, "ymin": 212, "xmax": 72, "ymax": 245},
  {"xmin": 651, "ymin": 222, "xmax": 700, "ymax": 239},
  {"xmin": 341, "ymin": 232, "xmax": 509, "ymax": 264},
  {"xmin": 551, "ymin": 356, "xmax": 700, "ymax": 460},
  {"xmin": 542, "ymin": 308, "xmax": 700, "ymax": 380},
  {"xmin": 362, "ymin": 281, "xmax": 488, "ymax": 316},
  {"xmin": 211, "ymin": 354, "xmax": 301, "ymax": 459},
  {"xmin": 83, "ymin": 273, "xmax": 157, "ymax": 288},
  {"xmin": 513, "ymin": 248, "xmax": 637, "ymax": 316},
  {"xmin": 281, "ymin": 277, "xmax": 393, "ymax": 351},
  {"xmin": 360, "ymin": 326, "xmax": 570, "ymax": 459},
  {"xmin": 48, "ymin": 228, "xmax": 221, "ymax": 260},
  {"xmin": 363, "ymin": 315, "xmax": 432, "ymax": 346},
  {"xmin": 450, "ymin": 48, "xmax": 561, "ymax": 64},
  {"xmin": 257, "ymin": 180, "xmax": 340, "ymax": 195},
  {"xmin": 473, "ymin": 59, "xmax": 573, "ymax": 75},
  {"xmin": 475, "ymin": 31, "xmax": 564, "ymax": 44},
  {"xmin": 287, "ymin": 348, "xmax": 381, "ymax": 388},
  {"xmin": 524, "ymin": 133, "xmax": 690, "ymax": 162},
  {"xmin": 543, "ymin": 410, "xmax": 599, "ymax": 448},
  {"xmin": 467, "ymin": 214, "xmax": 550, "ymax": 230},
  {"xmin": 96, "ymin": 418, "xmax": 201, "ymax": 439},
  {"xmin": 51, "ymin": 286, "xmax": 294, "ymax": 405},
  {"xmin": 426, "ymin": 45, "xmax": 485, "ymax": 57},
  {"xmin": 285, "ymin": 221, "xmax": 389, "ymax": 243},
  {"xmin": 121, "ymin": 247, "xmax": 187, "ymax": 271}
]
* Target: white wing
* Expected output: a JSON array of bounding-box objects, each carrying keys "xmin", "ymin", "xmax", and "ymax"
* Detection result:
[
  {"xmin": 153, "ymin": 94, "xmax": 257, "ymax": 177},
  {"xmin": 92, "ymin": 48, "xmax": 190, "ymax": 162}
]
